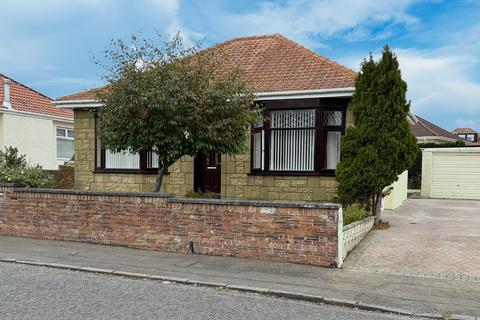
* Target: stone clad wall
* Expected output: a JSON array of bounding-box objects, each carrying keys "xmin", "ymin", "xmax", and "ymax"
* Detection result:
[
  {"xmin": 220, "ymin": 104, "xmax": 354, "ymax": 201},
  {"xmin": 74, "ymin": 110, "xmax": 193, "ymax": 194},
  {"xmin": 74, "ymin": 103, "xmax": 353, "ymax": 200},
  {"xmin": 0, "ymin": 186, "xmax": 341, "ymax": 267}
]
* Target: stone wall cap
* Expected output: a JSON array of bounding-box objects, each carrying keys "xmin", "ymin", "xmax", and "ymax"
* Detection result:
[
  {"xmin": 169, "ymin": 197, "xmax": 341, "ymax": 209},
  {"xmin": 9, "ymin": 187, "xmax": 175, "ymax": 198}
]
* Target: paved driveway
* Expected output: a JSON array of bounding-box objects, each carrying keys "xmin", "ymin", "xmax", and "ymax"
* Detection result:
[{"xmin": 344, "ymin": 199, "xmax": 480, "ymax": 280}]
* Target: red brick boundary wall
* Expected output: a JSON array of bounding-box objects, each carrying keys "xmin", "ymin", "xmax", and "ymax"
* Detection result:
[{"xmin": 0, "ymin": 186, "xmax": 342, "ymax": 267}]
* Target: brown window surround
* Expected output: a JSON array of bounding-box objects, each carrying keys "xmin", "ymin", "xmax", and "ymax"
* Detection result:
[
  {"xmin": 249, "ymin": 98, "xmax": 348, "ymax": 177},
  {"xmin": 93, "ymin": 115, "xmax": 163, "ymax": 175}
]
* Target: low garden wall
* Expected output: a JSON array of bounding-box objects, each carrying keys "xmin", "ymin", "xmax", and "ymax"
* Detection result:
[
  {"xmin": 341, "ymin": 216, "xmax": 375, "ymax": 261},
  {"xmin": 0, "ymin": 186, "xmax": 342, "ymax": 267}
]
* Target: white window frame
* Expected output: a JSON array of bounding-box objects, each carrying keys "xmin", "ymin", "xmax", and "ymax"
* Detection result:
[{"xmin": 56, "ymin": 127, "xmax": 75, "ymax": 160}]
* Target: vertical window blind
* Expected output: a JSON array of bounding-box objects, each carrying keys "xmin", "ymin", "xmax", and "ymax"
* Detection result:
[
  {"xmin": 326, "ymin": 131, "xmax": 341, "ymax": 169},
  {"xmin": 269, "ymin": 109, "xmax": 315, "ymax": 171},
  {"xmin": 105, "ymin": 150, "xmax": 140, "ymax": 169}
]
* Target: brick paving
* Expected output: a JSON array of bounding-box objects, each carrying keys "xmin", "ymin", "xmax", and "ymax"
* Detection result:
[{"xmin": 343, "ymin": 199, "xmax": 480, "ymax": 281}]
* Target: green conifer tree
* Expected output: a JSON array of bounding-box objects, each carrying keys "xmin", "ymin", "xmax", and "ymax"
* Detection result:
[{"xmin": 336, "ymin": 46, "xmax": 418, "ymax": 220}]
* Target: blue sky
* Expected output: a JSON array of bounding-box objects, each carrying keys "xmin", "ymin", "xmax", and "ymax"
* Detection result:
[{"xmin": 1, "ymin": 0, "xmax": 479, "ymax": 131}]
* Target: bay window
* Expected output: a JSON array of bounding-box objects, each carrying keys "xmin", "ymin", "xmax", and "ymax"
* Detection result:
[{"xmin": 251, "ymin": 98, "xmax": 347, "ymax": 175}]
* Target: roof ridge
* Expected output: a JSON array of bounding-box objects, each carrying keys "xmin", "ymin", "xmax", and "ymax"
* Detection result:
[
  {"xmin": 0, "ymin": 73, "xmax": 52, "ymax": 101},
  {"xmin": 273, "ymin": 34, "xmax": 357, "ymax": 77},
  {"xmin": 211, "ymin": 33, "xmax": 283, "ymax": 49}
]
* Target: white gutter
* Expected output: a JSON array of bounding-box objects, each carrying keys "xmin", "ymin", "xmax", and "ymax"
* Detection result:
[
  {"xmin": 0, "ymin": 108, "xmax": 73, "ymax": 123},
  {"xmin": 54, "ymin": 87, "xmax": 356, "ymax": 109},
  {"xmin": 422, "ymin": 147, "xmax": 480, "ymax": 153},
  {"xmin": 256, "ymin": 87, "xmax": 355, "ymax": 100},
  {"xmin": 53, "ymin": 99, "xmax": 103, "ymax": 109},
  {"xmin": 417, "ymin": 136, "xmax": 460, "ymax": 143}
]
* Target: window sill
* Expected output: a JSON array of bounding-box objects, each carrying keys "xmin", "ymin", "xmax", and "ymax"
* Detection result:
[
  {"xmin": 248, "ymin": 170, "xmax": 336, "ymax": 177},
  {"xmin": 93, "ymin": 168, "xmax": 169, "ymax": 175}
]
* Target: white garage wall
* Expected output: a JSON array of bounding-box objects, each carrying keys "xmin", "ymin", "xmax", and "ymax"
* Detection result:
[
  {"xmin": 384, "ymin": 170, "xmax": 408, "ymax": 210},
  {"xmin": 1, "ymin": 112, "xmax": 73, "ymax": 170},
  {"xmin": 421, "ymin": 147, "xmax": 480, "ymax": 200}
]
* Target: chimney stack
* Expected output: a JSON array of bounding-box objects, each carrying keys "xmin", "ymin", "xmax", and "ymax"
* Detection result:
[{"xmin": 3, "ymin": 78, "xmax": 12, "ymax": 109}]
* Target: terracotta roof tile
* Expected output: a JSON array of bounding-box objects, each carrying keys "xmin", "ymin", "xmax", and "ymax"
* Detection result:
[
  {"xmin": 452, "ymin": 127, "xmax": 477, "ymax": 134},
  {"xmin": 56, "ymin": 34, "xmax": 356, "ymax": 102},
  {"xmin": 0, "ymin": 74, "xmax": 73, "ymax": 119}
]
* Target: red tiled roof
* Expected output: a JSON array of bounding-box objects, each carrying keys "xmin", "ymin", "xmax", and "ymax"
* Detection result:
[
  {"xmin": 0, "ymin": 74, "xmax": 73, "ymax": 119},
  {"xmin": 56, "ymin": 86, "xmax": 108, "ymax": 102},
  {"xmin": 56, "ymin": 34, "xmax": 356, "ymax": 102},
  {"xmin": 452, "ymin": 127, "xmax": 477, "ymax": 134},
  {"xmin": 410, "ymin": 116, "xmax": 463, "ymax": 141}
]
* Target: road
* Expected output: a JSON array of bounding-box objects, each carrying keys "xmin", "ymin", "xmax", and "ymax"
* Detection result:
[{"xmin": 0, "ymin": 263, "xmax": 420, "ymax": 320}]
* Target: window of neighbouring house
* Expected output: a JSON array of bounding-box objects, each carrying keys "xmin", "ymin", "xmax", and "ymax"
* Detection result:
[
  {"xmin": 250, "ymin": 99, "xmax": 346, "ymax": 175},
  {"xmin": 56, "ymin": 127, "xmax": 74, "ymax": 160}
]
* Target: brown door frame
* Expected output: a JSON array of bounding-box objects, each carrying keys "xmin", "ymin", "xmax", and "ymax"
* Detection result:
[{"xmin": 194, "ymin": 151, "xmax": 221, "ymax": 194}]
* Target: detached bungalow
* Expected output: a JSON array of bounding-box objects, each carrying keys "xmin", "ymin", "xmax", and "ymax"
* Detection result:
[{"xmin": 55, "ymin": 34, "xmax": 357, "ymax": 201}]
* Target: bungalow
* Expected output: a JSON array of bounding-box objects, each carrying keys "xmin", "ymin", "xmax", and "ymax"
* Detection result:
[
  {"xmin": 452, "ymin": 127, "xmax": 478, "ymax": 143},
  {"xmin": 0, "ymin": 74, "xmax": 74, "ymax": 169},
  {"xmin": 55, "ymin": 34, "xmax": 357, "ymax": 201},
  {"xmin": 409, "ymin": 114, "xmax": 464, "ymax": 144}
]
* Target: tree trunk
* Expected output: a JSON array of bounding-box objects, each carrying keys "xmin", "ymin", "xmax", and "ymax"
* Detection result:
[
  {"xmin": 374, "ymin": 193, "xmax": 383, "ymax": 223},
  {"xmin": 153, "ymin": 163, "xmax": 166, "ymax": 192}
]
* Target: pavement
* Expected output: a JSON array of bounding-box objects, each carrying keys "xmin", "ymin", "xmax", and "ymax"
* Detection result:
[
  {"xmin": 344, "ymin": 198, "xmax": 480, "ymax": 280},
  {"xmin": 0, "ymin": 235, "xmax": 479, "ymax": 319},
  {"xmin": 0, "ymin": 262, "xmax": 418, "ymax": 320}
]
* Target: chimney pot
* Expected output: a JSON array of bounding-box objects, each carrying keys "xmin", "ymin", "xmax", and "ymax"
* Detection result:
[{"xmin": 3, "ymin": 78, "xmax": 12, "ymax": 109}]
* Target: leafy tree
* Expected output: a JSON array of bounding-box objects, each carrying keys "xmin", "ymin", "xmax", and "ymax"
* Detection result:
[
  {"xmin": 336, "ymin": 46, "xmax": 417, "ymax": 220},
  {"xmin": 95, "ymin": 33, "xmax": 261, "ymax": 192}
]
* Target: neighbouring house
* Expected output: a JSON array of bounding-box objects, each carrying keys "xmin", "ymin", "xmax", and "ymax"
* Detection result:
[
  {"xmin": 409, "ymin": 114, "xmax": 464, "ymax": 144},
  {"xmin": 452, "ymin": 127, "xmax": 478, "ymax": 143},
  {"xmin": 55, "ymin": 34, "xmax": 394, "ymax": 203},
  {"xmin": 0, "ymin": 74, "xmax": 74, "ymax": 169}
]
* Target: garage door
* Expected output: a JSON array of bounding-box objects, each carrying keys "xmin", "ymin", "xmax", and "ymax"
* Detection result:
[{"xmin": 431, "ymin": 152, "xmax": 480, "ymax": 200}]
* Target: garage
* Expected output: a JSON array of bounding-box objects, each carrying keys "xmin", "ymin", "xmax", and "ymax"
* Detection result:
[{"xmin": 421, "ymin": 147, "xmax": 480, "ymax": 200}]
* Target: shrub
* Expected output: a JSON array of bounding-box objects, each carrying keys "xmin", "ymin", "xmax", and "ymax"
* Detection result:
[
  {"xmin": 0, "ymin": 165, "xmax": 54, "ymax": 188},
  {"xmin": 343, "ymin": 203, "xmax": 369, "ymax": 226},
  {"xmin": 185, "ymin": 190, "xmax": 217, "ymax": 199},
  {"xmin": 0, "ymin": 146, "xmax": 53, "ymax": 188},
  {"xmin": 0, "ymin": 146, "xmax": 27, "ymax": 168}
]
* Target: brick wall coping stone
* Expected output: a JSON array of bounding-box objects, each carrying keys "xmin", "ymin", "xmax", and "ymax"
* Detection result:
[
  {"xmin": 169, "ymin": 197, "xmax": 342, "ymax": 209},
  {"xmin": 4, "ymin": 187, "xmax": 175, "ymax": 199},
  {"xmin": 343, "ymin": 216, "xmax": 375, "ymax": 231},
  {"xmin": 0, "ymin": 185, "xmax": 341, "ymax": 209}
]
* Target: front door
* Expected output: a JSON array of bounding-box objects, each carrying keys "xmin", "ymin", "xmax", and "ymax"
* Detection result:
[{"xmin": 194, "ymin": 151, "xmax": 221, "ymax": 194}]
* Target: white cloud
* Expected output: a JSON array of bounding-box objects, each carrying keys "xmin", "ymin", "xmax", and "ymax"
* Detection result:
[
  {"xmin": 395, "ymin": 48, "xmax": 480, "ymax": 115},
  {"xmin": 216, "ymin": 0, "xmax": 418, "ymax": 47},
  {"xmin": 339, "ymin": 24, "xmax": 480, "ymax": 130},
  {"xmin": 455, "ymin": 119, "xmax": 478, "ymax": 129}
]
